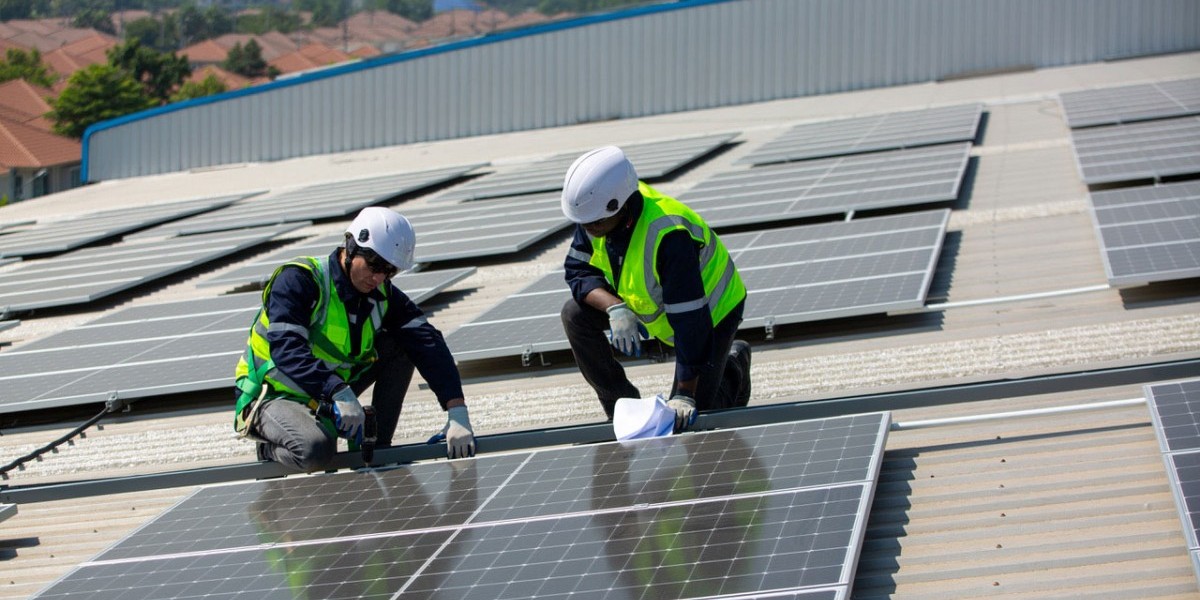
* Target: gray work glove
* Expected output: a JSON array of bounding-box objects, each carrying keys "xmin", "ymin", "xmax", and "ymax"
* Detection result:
[
  {"xmin": 606, "ymin": 302, "xmax": 643, "ymax": 357},
  {"xmin": 331, "ymin": 385, "xmax": 364, "ymax": 441},
  {"xmin": 667, "ymin": 394, "xmax": 696, "ymax": 433},
  {"xmin": 428, "ymin": 406, "xmax": 476, "ymax": 459}
]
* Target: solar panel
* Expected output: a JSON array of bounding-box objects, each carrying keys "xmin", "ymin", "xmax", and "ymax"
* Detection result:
[
  {"xmin": 434, "ymin": 133, "xmax": 738, "ymax": 202},
  {"xmin": 0, "ymin": 223, "xmax": 305, "ymax": 314},
  {"xmin": 0, "ymin": 193, "xmax": 253, "ymax": 259},
  {"xmin": 0, "ymin": 264, "xmax": 467, "ymax": 414},
  {"xmin": 33, "ymin": 412, "xmax": 888, "ymax": 600},
  {"xmin": 126, "ymin": 165, "xmax": 482, "ymax": 239},
  {"xmin": 0, "ymin": 503, "xmax": 14, "ymax": 524},
  {"xmin": 1088, "ymin": 181, "xmax": 1200, "ymax": 286},
  {"xmin": 446, "ymin": 210, "xmax": 948, "ymax": 362},
  {"xmin": 737, "ymin": 104, "xmax": 982, "ymax": 166},
  {"xmin": 1070, "ymin": 116, "xmax": 1200, "ymax": 185},
  {"xmin": 682, "ymin": 143, "xmax": 969, "ymax": 228},
  {"xmin": 197, "ymin": 231, "xmax": 478, "ymax": 298},
  {"xmin": 399, "ymin": 192, "xmax": 572, "ymax": 263},
  {"xmin": 1060, "ymin": 77, "xmax": 1200, "ymax": 128},
  {"xmin": 1144, "ymin": 378, "xmax": 1200, "ymax": 586}
]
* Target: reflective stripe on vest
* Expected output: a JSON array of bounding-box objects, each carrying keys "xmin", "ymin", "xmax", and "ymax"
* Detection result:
[
  {"xmin": 588, "ymin": 182, "xmax": 746, "ymax": 346},
  {"xmin": 234, "ymin": 255, "xmax": 389, "ymax": 404}
]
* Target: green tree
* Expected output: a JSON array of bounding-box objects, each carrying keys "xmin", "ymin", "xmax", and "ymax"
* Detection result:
[
  {"xmin": 169, "ymin": 73, "xmax": 227, "ymax": 102},
  {"xmin": 48, "ymin": 63, "xmax": 156, "ymax": 138},
  {"xmin": 72, "ymin": 7, "xmax": 117, "ymax": 34},
  {"xmin": 222, "ymin": 39, "xmax": 271, "ymax": 79},
  {"xmin": 0, "ymin": 0, "xmax": 49, "ymax": 20},
  {"xmin": 123, "ymin": 16, "xmax": 179, "ymax": 52},
  {"xmin": 384, "ymin": 0, "xmax": 433, "ymax": 22},
  {"xmin": 234, "ymin": 6, "xmax": 301, "ymax": 35},
  {"xmin": 173, "ymin": 2, "xmax": 232, "ymax": 46},
  {"xmin": 298, "ymin": 0, "xmax": 351, "ymax": 28},
  {"xmin": 0, "ymin": 49, "xmax": 57, "ymax": 88},
  {"xmin": 107, "ymin": 39, "xmax": 191, "ymax": 103}
]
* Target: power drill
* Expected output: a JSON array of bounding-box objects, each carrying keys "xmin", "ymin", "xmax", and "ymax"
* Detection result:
[{"xmin": 316, "ymin": 401, "xmax": 377, "ymax": 465}]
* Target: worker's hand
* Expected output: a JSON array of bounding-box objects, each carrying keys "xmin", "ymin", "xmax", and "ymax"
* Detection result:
[
  {"xmin": 427, "ymin": 406, "xmax": 476, "ymax": 459},
  {"xmin": 331, "ymin": 385, "xmax": 364, "ymax": 441},
  {"xmin": 667, "ymin": 394, "xmax": 696, "ymax": 433},
  {"xmin": 606, "ymin": 303, "xmax": 643, "ymax": 356}
]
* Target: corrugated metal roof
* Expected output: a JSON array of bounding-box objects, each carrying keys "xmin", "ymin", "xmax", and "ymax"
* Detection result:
[{"xmin": 0, "ymin": 51, "xmax": 1198, "ymax": 599}]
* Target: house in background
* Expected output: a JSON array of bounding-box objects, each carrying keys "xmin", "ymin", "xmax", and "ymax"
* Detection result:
[{"xmin": 0, "ymin": 80, "xmax": 81, "ymax": 203}]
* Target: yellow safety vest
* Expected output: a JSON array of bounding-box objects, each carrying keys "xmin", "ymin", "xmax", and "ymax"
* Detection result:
[
  {"xmin": 233, "ymin": 256, "xmax": 388, "ymax": 433},
  {"xmin": 587, "ymin": 182, "xmax": 746, "ymax": 346}
]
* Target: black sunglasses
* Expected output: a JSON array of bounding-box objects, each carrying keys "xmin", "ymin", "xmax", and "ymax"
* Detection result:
[{"xmin": 359, "ymin": 249, "xmax": 399, "ymax": 278}]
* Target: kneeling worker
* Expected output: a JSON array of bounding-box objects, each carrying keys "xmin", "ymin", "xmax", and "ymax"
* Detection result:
[
  {"xmin": 559, "ymin": 145, "xmax": 752, "ymax": 433},
  {"xmin": 234, "ymin": 207, "xmax": 475, "ymax": 471}
]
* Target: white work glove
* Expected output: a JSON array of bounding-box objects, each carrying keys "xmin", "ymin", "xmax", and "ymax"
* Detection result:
[
  {"xmin": 331, "ymin": 385, "xmax": 364, "ymax": 441},
  {"xmin": 667, "ymin": 394, "xmax": 696, "ymax": 433},
  {"xmin": 606, "ymin": 302, "xmax": 643, "ymax": 357},
  {"xmin": 428, "ymin": 406, "xmax": 476, "ymax": 459}
]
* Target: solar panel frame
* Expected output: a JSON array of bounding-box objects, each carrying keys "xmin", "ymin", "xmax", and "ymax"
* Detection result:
[
  {"xmin": 0, "ymin": 223, "xmax": 306, "ymax": 313},
  {"xmin": 736, "ymin": 104, "xmax": 982, "ymax": 166},
  {"xmin": 1060, "ymin": 77, "xmax": 1200, "ymax": 128},
  {"xmin": 445, "ymin": 210, "xmax": 949, "ymax": 361},
  {"xmin": 682, "ymin": 143, "xmax": 969, "ymax": 228},
  {"xmin": 1087, "ymin": 181, "xmax": 1200, "ymax": 286},
  {"xmin": 0, "ymin": 193, "xmax": 255, "ymax": 259},
  {"xmin": 1070, "ymin": 116, "xmax": 1200, "ymax": 185},
  {"xmin": 125, "ymin": 165, "xmax": 484, "ymax": 239},
  {"xmin": 434, "ymin": 133, "xmax": 738, "ymax": 202},
  {"xmin": 34, "ymin": 413, "xmax": 888, "ymax": 600},
  {"xmin": 1143, "ymin": 378, "xmax": 1200, "ymax": 589}
]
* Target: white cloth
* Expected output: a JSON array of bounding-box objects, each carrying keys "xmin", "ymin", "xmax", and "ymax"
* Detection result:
[{"xmin": 613, "ymin": 394, "xmax": 675, "ymax": 441}]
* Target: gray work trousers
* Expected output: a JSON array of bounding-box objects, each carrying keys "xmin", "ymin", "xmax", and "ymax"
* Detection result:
[{"xmin": 252, "ymin": 334, "xmax": 414, "ymax": 472}]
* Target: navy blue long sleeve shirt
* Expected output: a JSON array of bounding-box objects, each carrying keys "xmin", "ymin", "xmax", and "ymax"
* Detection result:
[
  {"xmin": 564, "ymin": 192, "xmax": 714, "ymax": 383},
  {"xmin": 264, "ymin": 249, "xmax": 464, "ymax": 408}
]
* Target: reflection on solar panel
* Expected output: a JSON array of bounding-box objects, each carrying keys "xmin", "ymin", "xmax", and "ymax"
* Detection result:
[
  {"xmin": 446, "ymin": 210, "xmax": 948, "ymax": 362},
  {"xmin": 1088, "ymin": 181, "xmax": 1200, "ymax": 286},
  {"xmin": 126, "ymin": 165, "xmax": 482, "ymax": 239},
  {"xmin": 1070, "ymin": 116, "xmax": 1200, "ymax": 185},
  {"xmin": 400, "ymin": 192, "xmax": 571, "ymax": 263},
  {"xmin": 682, "ymin": 143, "xmax": 969, "ymax": 228},
  {"xmin": 0, "ymin": 267, "xmax": 466, "ymax": 414},
  {"xmin": 1061, "ymin": 78, "xmax": 1200, "ymax": 128},
  {"xmin": 1144, "ymin": 378, "xmax": 1200, "ymax": 585},
  {"xmin": 435, "ymin": 133, "xmax": 737, "ymax": 202},
  {"xmin": 34, "ymin": 413, "xmax": 888, "ymax": 600},
  {"xmin": 737, "ymin": 104, "xmax": 982, "ymax": 166},
  {"xmin": 0, "ymin": 223, "xmax": 304, "ymax": 313},
  {"xmin": 197, "ymin": 231, "xmax": 477, "ymax": 296},
  {"xmin": 0, "ymin": 194, "xmax": 253, "ymax": 259}
]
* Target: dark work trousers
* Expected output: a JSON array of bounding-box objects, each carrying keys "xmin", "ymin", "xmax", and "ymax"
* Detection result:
[
  {"xmin": 561, "ymin": 298, "xmax": 746, "ymax": 420},
  {"xmin": 254, "ymin": 331, "xmax": 414, "ymax": 472}
]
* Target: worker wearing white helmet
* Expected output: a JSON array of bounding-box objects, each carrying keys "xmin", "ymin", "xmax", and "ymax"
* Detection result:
[
  {"xmin": 235, "ymin": 207, "xmax": 475, "ymax": 471},
  {"xmin": 560, "ymin": 146, "xmax": 752, "ymax": 433}
]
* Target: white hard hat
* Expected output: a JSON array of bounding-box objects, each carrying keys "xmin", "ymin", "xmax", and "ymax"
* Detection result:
[
  {"xmin": 345, "ymin": 207, "xmax": 416, "ymax": 271},
  {"xmin": 561, "ymin": 146, "xmax": 638, "ymax": 224}
]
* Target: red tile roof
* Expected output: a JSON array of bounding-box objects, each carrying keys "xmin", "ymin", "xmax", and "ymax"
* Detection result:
[
  {"xmin": 0, "ymin": 80, "xmax": 53, "ymax": 121},
  {"xmin": 187, "ymin": 64, "xmax": 251, "ymax": 90},
  {"xmin": 0, "ymin": 114, "xmax": 80, "ymax": 169}
]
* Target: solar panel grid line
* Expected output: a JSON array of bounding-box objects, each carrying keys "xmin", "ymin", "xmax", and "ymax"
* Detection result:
[
  {"xmin": 1060, "ymin": 77, "xmax": 1200, "ymax": 128},
  {"xmin": 435, "ymin": 133, "xmax": 737, "ymax": 202},
  {"xmin": 737, "ymin": 104, "xmax": 981, "ymax": 165},
  {"xmin": 1070, "ymin": 116, "xmax": 1200, "ymax": 185},
  {"xmin": 37, "ymin": 415, "xmax": 886, "ymax": 599},
  {"xmin": 0, "ymin": 193, "xmax": 256, "ymax": 258},
  {"xmin": 1, "ymin": 327, "xmax": 246, "ymax": 358},
  {"xmin": 1087, "ymin": 182, "xmax": 1200, "ymax": 285}
]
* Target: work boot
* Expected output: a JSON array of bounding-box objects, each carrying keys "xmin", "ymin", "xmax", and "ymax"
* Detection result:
[
  {"xmin": 730, "ymin": 340, "xmax": 752, "ymax": 406},
  {"xmin": 256, "ymin": 442, "xmax": 273, "ymax": 462}
]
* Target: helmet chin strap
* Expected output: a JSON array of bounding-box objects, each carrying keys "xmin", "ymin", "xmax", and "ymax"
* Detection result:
[{"xmin": 342, "ymin": 235, "xmax": 358, "ymax": 277}]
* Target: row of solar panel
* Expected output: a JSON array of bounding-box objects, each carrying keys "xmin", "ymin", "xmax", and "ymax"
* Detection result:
[
  {"xmin": 1144, "ymin": 378, "xmax": 1200, "ymax": 587},
  {"xmin": 32, "ymin": 412, "xmax": 891, "ymax": 599}
]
